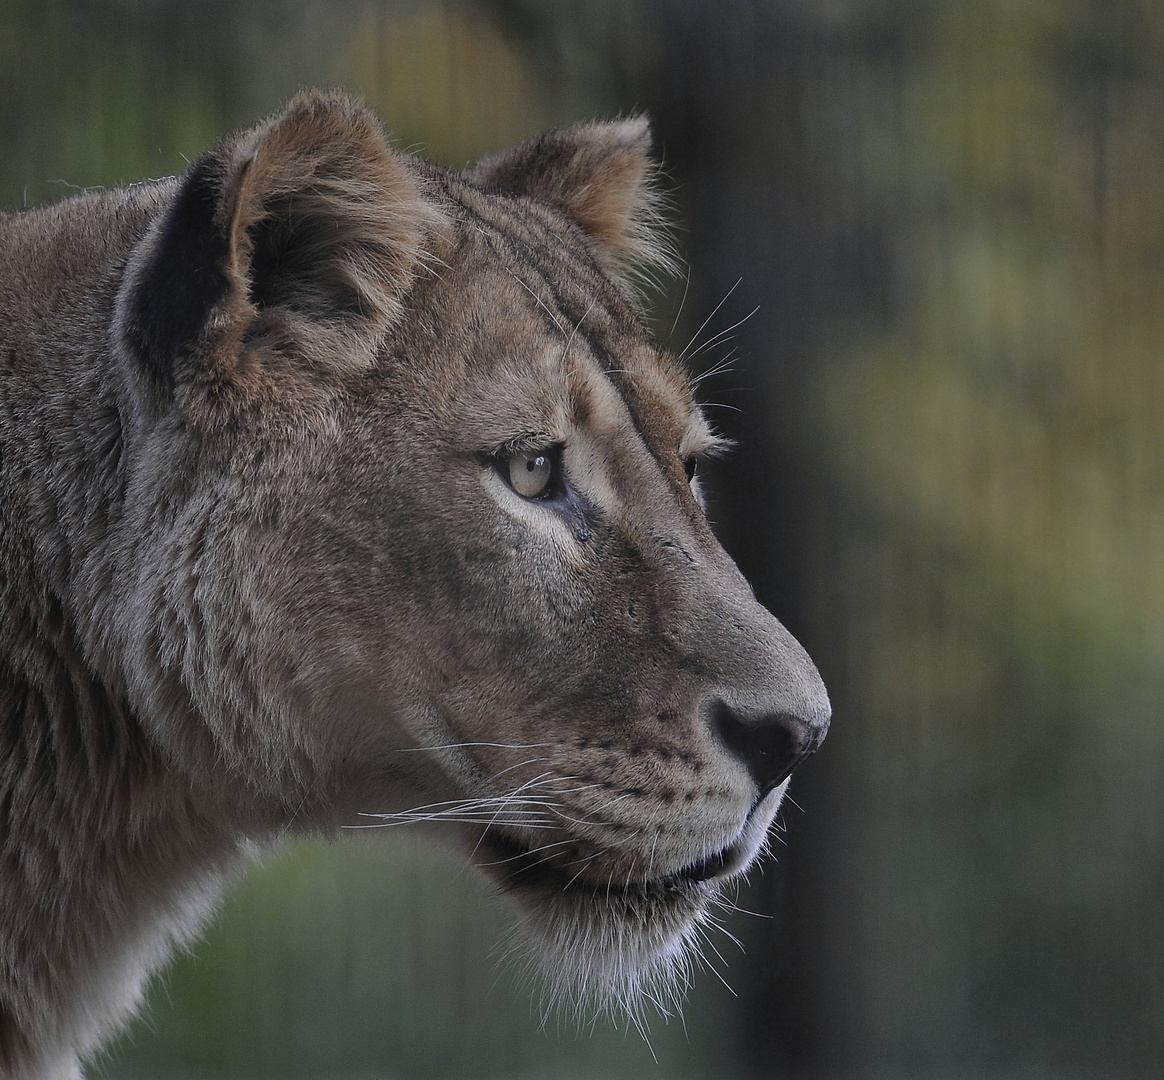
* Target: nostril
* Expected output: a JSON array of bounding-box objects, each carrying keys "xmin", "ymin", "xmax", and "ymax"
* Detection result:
[{"xmin": 710, "ymin": 700, "xmax": 827, "ymax": 795}]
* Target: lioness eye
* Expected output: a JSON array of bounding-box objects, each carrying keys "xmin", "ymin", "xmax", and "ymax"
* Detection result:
[{"xmin": 509, "ymin": 452, "xmax": 553, "ymax": 498}]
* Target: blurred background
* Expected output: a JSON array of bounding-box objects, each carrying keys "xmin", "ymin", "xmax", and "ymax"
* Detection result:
[{"xmin": 4, "ymin": 1, "xmax": 1163, "ymax": 1077}]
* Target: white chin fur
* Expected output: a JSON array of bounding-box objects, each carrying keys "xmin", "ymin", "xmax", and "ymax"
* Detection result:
[
  {"xmin": 486, "ymin": 782, "xmax": 791, "ymax": 1029},
  {"xmin": 505, "ymin": 879, "xmax": 718, "ymax": 1030}
]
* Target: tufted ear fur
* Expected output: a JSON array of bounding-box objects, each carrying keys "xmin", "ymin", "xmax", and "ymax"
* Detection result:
[
  {"xmin": 116, "ymin": 91, "xmax": 438, "ymax": 398},
  {"xmin": 465, "ymin": 117, "xmax": 677, "ymax": 290}
]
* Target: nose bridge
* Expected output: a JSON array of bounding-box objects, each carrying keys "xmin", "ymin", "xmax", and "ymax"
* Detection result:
[
  {"xmin": 695, "ymin": 544, "xmax": 829, "ymax": 720},
  {"xmin": 620, "ymin": 483, "xmax": 830, "ymax": 756},
  {"xmin": 605, "ymin": 394, "xmax": 830, "ymax": 787},
  {"xmin": 661, "ymin": 536, "xmax": 831, "ymax": 790}
]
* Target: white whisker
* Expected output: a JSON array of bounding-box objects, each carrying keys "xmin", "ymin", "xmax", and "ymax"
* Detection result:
[
  {"xmin": 507, "ymin": 268, "xmax": 568, "ymax": 339},
  {"xmin": 392, "ymin": 740, "xmax": 554, "ymax": 753},
  {"xmin": 687, "ymin": 304, "xmax": 759, "ymax": 360},
  {"xmin": 666, "ymin": 265, "xmax": 692, "ymax": 345},
  {"xmin": 677, "ymin": 276, "xmax": 742, "ymax": 362}
]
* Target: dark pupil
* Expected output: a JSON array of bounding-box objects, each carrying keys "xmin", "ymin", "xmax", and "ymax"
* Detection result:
[
  {"xmin": 528, "ymin": 456, "xmax": 544, "ymax": 473},
  {"xmin": 684, "ymin": 457, "xmax": 697, "ymax": 482}
]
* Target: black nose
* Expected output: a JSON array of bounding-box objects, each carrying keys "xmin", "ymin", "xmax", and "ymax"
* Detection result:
[{"xmin": 710, "ymin": 700, "xmax": 828, "ymax": 795}]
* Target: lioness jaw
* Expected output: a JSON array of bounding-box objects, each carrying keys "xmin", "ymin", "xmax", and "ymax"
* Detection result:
[{"xmin": 0, "ymin": 91, "xmax": 829, "ymax": 1078}]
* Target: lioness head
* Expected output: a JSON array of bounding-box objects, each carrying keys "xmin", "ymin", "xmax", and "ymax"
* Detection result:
[{"xmin": 109, "ymin": 92, "xmax": 830, "ymax": 1019}]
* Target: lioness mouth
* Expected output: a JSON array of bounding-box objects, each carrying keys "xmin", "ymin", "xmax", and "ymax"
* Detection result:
[
  {"xmin": 670, "ymin": 843, "xmax": 744, "ymax": 884},
  {"xmin": 477, "ymin": 827, "xmax": 746, "ymax": 900}
]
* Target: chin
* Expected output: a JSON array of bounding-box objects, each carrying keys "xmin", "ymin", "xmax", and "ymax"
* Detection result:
[{"xmin": 468, "ymin": 785, "xmax": 789, "ymax": 1026}]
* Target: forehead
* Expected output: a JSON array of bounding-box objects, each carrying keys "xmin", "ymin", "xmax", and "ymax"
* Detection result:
[{"xmin": 440, "ymin": 182, "xmax": 708, "ymax": 455}]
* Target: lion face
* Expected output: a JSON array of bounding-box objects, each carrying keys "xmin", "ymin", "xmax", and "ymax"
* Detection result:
[{"xmin": 111, "ymin": 92, "xmax": 829, "ymax": 1016}]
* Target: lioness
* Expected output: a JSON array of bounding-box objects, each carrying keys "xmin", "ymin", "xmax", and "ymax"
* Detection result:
[{"xmin": 0, "ymin": 92, "xmax": 829, "ymax": 1079}]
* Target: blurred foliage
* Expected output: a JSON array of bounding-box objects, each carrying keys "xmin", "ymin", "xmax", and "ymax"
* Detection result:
[
  {"xmin": 0, "ymin": 0, "xmax": 552, "ymax": 210},
  {"xmin": 3, "ymin": 1, "xmax": 1163, "ymax": 1078},
  {"xmin": 802, "ymin": 2, "xmax": 1164, "ymax": 1069}
]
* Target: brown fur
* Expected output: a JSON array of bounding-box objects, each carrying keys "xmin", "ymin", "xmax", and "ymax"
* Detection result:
[{"xmin": 0, "ymin": 91, "xmax": 829, "ymax": 1078}]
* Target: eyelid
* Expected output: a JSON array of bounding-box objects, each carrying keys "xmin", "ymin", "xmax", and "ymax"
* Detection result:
[{"xmin": 490, "ymin": 433, "xmax": 560, "ymax": 459}]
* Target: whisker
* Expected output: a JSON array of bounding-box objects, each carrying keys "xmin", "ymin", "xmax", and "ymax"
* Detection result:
[
  {"xmin": 465, "ymin": 773, "xmax": 573, "ymax": 860},
  {"xmin": 666, "ymin": 265, "xmax": 692, "ymax": 344},
  {"xmin": 693, "ymin": 921, "xmax": 732, "ymax": 970},
  {"xmin": 692, "ymin": 927, "xmax": 738, "ymax": 997},
  {"xmin": 564, "ymin": 299, "xmax": 598, "ymax": 361},
  {"xmin": 391, "ymin": 741, "xmax": 554, "ymax": 753},
  {"xmin": 686, "ymin": 304, "xmax": 759, "ymax": 360},
  {"xmin": 690, "ymin": 348, "xmax": 740, "ymax": 386},
  {"xmin": 699, "ymin": 401, "xmax": 742, "ymax": 413},
  {"xmin": 479, "ymin": 777, "xmax": 569, "ymax": 844},
  {"xmin": 347, "ymin": 814, "xmax": 555, "ymax": 830},
  {"xmin": 507, "ymin": 268, "xmax": 568, "ymax": 340},
  {"xmin": 485, "ymin": 757, "xmax": 559, "ymax": 784},
  {"xmin": 561, "ymin": 852, "xmax": 604, "ymax": 891},
  {"xmin": 677, "ymin": 277, "xmax": 741, "ymax": 362},
  {"xmin": 475, "ymin": 839, "xmax": 577, "ymax": 868},
  {"xmin": 355, "ymin": 793, "xmax": 556, "ymax": 818},
  {"xmin": 712, "ymin": 898, "xmax": 771, "ymax": 921}
]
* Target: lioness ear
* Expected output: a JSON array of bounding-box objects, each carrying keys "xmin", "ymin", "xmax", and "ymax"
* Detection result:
[
  {"xmin": 465, "ymin": 118, "xmax": 676, "ymax": 288},
  {"xmin": 117, "ymin": 91, "xmax": 436, "ymax": 396}
]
